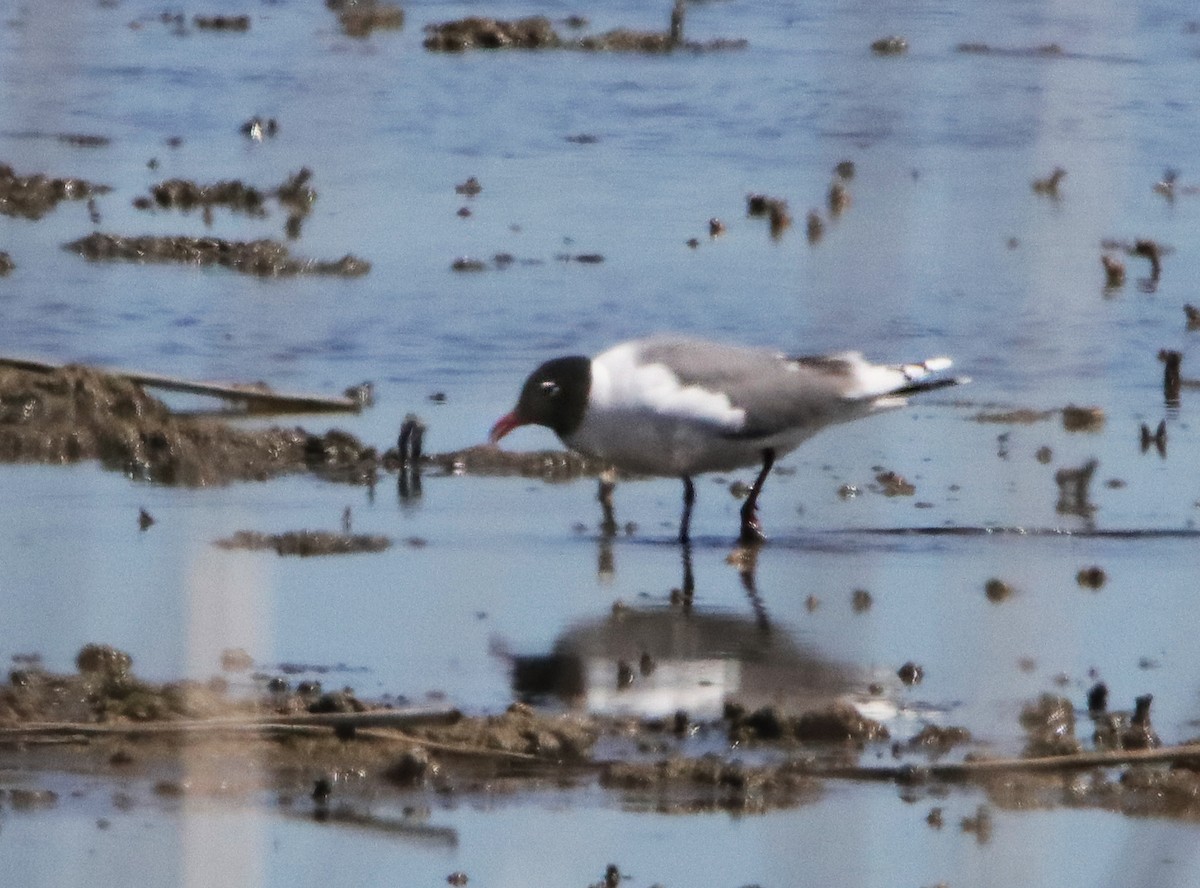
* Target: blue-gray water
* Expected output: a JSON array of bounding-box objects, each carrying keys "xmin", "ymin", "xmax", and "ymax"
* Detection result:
[{"xmin": 3, "ymin": 0, "xmax": 1200, "ymax": 885}]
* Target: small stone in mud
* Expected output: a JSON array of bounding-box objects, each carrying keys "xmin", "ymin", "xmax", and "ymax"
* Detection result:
[
  {"xmin": 827, "ymin": 181, "xmax": 850, "ymax": 216},
  {"xmin": 834, "ymin": 160, "xmax": 856, "ymax": 180},
  {"xmin": 768, "ymin": 202, "xmax": 791, "ymax": 237},
  {"xmin": 984, "ymin": 578, "xmax": 1014, "ymax": 603},
  {"xmin": 805, "ymin": 210, "xmax": 824, "ymax": 244},
  {"xmin": 708, "ymin": 217, "xmax": 725, "ymax": 237},
  {"xmin": 926, "ymin": 806, "xmax": 944, "ymax": 829},
  {"xmin": 447, "ymin": 874, "xmax": 469, "ymax": 887},
  {"xmin": 960, "ymin": 805, "xmax": 993, "ymax": 844},
  {"xmin": 0, "ymin": 251, "xmax": 13, "ymax": 275},
  {"xmin": 1076, "ymin": 566, "xmax": 1106, "ymax": 590},
  {"xmin": 565, "ymin": 132, "xmax": 598, "ymax": 143},
  {"xmin": 851, "ymin": 588, "xmax": 873, "ymax": 613},
  {"xmin": 1061, "ymin": 404, "xmax": 1104, "ymax": 432},
  {"xmin": 138, "ymin": 508, "xmax": 155, "ymax": 531},
  {"xmin": 455, "ymin": 176, "xmax": 482, "ymax": 196},
  {"xmin": 1102, "ymin": 254, "xmax": 1126, "ymax": 288},
  {"xmin": 1185, "ymin": 304, "xmax": 1200, "ymax": 330},
  {"xmin": 451, "ymin": 257, "xmax": 487, "ymax": 272},
  {"xmin": 1031, "ymin": 167, "xmax": 1066, "ymax": 198},
  {"xmin": 805, "ymin": 594, "xmax": 820, "ymax": 612},
  {"xmin": 874, "ymin": 470, "xmax": 915, "ymax": 496},
  {"xmin": 870, "ymin": 35, "xmax": 908, "ymax": 55},
  {"xmin": 1035, "ymin": 445, "xmax": 1053, "ymax": 464},
  {"xmin": 897, "ymin": 661, "xmax": 924, "ymax": 686},
  {"xmin": 686, "ymin": 237, "xmax": 699, "ymax": 249}
]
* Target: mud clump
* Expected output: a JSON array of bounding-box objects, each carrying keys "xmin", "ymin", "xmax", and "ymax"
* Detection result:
[
  {"xmin": 874, "ymin": 470, "xmax": 915, "ymax": 496},
  {"xmin": 0, "ymin": 251, "xmax": 13, "ymax": 275},
  {"xmin": 193, "ymin": 14, "xmax": 250, "ymax": 31},
  {"xmin": 600, "ymin": 755, "xmax": 819, "ymax": 813},
  {"xmin": 0, "ymin": 364, "xmax": 378, "ymax": 486},
  {"xmin": 727, "ymin": 702, "xmax": 889, "ymax": 746},
  {"xmin": 2, "ymin": 645, "xmax": 228, "ymax": 725},
  {"xmin": 425, "ymin": 443, "xmax": 610, "ymax": 481},
  {"xmin": 137, "ymin": 178, "xmax": 270, "ymax": 216},
  {"xmin": 1061, "ymin": 404, "xmax": 1105, "ymax": 432},
  {"xmin": 214, "ymin": 530, "xmax": 392, "ymax": 556},
  {"xmin": 1019, "ymin": 694, "xmax": 1081, "ymax": 757},
  {"xmin": 410, "ymin": 702, "xmax": 596, "ymax": 762},
  {"xmin": 0, "ymin": 162, "xmax": 110, "ymax": 220},
  {"xmin": 326, "ymin": 0, "xmax": 405, "ymax": 38},
  {"xmin": 65, "ymin": 232, "xmax": 369, "ymax": 278},
  {"xmin": 424, "ymin": 16, "xmax": 560, "ymax": 50}
]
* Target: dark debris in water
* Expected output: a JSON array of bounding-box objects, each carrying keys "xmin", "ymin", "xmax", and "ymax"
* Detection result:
[
  {"xmin": 65, "ymin": 232, "xmax": 369, "ymax": 278},
  {"xmin": 214, "ymin": 530, "xmax": 392, "ymax": 556},
  {"xmin": 327, "ymin": 0, "xmax": 405, "ymax": 38},
  {"xmin": 424, "ymin": 443, "xmax": 611, "ymax": 481},
  {"xmin": 423, "ymin": 3, "xmax": 745, "ymax": 54},
  {"xmin": 0, "ymin": 162, "xmax": 111, "ymax": 220}
]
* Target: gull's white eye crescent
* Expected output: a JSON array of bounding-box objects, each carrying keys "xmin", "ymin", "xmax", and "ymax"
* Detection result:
[{"xmin": 540, "ymin": 380, "xmax": 560, "ymax": 398}]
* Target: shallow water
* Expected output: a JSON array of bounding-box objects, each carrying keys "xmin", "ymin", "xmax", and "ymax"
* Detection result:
[{"xmin": 3, "ymin": 0, "xmax": 1200, "ymax": 883}]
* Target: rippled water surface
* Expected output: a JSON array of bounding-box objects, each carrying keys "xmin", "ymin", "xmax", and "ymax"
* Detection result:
[{"xmin": 3, "ymin": 0, "xmax": 1200, "ymax": 885}]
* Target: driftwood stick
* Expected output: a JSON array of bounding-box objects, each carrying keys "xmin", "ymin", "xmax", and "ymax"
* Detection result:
[
  {"xmin": 0, "ymin": 707, "xmax": 462, "ymax": 740},
  {"xmin": 0, "ymin": 355, "xmax": 361, "ymax": 414},
  {"xmin": 795, "ymin": 742, "xmax": 1200, "ymax": 782}
]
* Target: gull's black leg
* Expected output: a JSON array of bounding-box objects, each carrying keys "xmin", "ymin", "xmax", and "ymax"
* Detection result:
[
  {"xmin": 739, "ymin": 448, "xmax": 776, "ymax": 545},
  {"xmin": 679, "ymin": 475, "xmax": 696, "ymax": 544},
  {"xmin": 597, "ymin": 472, "xmax": 618, "ymax": 537}
]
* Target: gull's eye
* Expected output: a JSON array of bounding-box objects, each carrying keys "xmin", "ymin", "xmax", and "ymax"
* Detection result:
[{"xmin": 540, "ymin": 380, "xmax": 560, "ymax": 398}]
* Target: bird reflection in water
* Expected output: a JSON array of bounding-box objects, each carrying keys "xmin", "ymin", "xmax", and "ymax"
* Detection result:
[{"xmin": 514, "ymin": 538, "xmax": 870, "ymax": 720}]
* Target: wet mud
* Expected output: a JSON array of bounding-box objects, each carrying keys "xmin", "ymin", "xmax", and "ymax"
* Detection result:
[
  {"xmin": 0, "ymin": 162, "xmax": 110, "ymax": 220},
  {"xmin": 214, "ymin": 530, "xmax": 393, "ymax": 556},
  {"xmin": 65, "ymin": 232, "xmax": 369, "ymax": 278},
  {"xmin": 7, "ymin": 651, "xmax": 1200, "ymax": 824},
  {"xmin": 0, "ymin": 363, "xmax": 378, "ymax": 486},
  {"xmin": 423, "ymin": 3, "xmax": 745, "ymax": 54}
]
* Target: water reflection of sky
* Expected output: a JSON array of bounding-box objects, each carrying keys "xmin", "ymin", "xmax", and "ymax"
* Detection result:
[{"xmin": 3, "ymin": 0, "xmax": 1200, "ymax": 884}]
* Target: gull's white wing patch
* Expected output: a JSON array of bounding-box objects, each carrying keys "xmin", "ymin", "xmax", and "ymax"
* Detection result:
[{"xmin": 590, "ymin": 342, "xmax": 747, "ymax": 430}]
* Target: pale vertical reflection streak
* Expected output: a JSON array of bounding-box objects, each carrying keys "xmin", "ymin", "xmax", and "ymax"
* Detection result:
[{"xmin": 183, "ymin": 542, "xmax": 272, "ymax": 888}]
